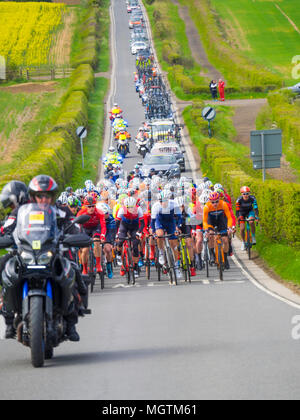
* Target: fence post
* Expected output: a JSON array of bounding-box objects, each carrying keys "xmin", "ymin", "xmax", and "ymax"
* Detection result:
[{"xmin": 26, "ymin": 69, "xmax": 29, "ymax": 80}]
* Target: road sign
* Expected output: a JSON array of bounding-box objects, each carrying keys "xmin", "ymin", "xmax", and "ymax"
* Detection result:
[
  {"xmin": 202, "ymin": 107, "xmax": 216, "ymax": 138},
  {"xmin": 250, "ymin": 129, "xmax": 282, "ymax": 181},
  {"xmin": 76, "ymin": 126, "xmax": 87, "ymax": 168},
  {"xmin": 201, "ymin": 106, "xmax": 216, "ymax": 121},
  {"xmin": 76, "ymin": 126, "xmax": 87, "ymax": 139}
]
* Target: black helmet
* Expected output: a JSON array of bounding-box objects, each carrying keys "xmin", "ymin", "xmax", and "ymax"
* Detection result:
[
  {"xmin": 0, "ymin": 180, "xmax": 29, "ymax": 208},
  {"xmin": 28, "ymin": 175, "xmax": 58, "ymax": 203}
]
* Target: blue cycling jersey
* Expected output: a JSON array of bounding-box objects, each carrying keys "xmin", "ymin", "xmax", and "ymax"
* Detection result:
[{"xmin": 151, "ymin": 200, "xmax": 182, "ymax": 231}]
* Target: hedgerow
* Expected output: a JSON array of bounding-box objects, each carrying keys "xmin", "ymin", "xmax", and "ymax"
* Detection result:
[{"xmin": 183, "ymin": 105, "xmax": 300, "ymax": 250}]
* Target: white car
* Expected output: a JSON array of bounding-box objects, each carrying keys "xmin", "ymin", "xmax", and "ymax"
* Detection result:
[{"xmin": 131, "ymin": 41, "xmax": 148, "ymax": 55}]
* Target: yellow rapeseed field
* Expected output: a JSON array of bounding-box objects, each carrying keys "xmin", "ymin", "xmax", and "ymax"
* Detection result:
[{"xmin": 0, "ymin": 2, "xmax": 66, "ymax": 67}]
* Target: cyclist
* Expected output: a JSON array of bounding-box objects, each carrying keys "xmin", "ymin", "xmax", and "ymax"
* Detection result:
[
  {"xmin": 77, "ymin": 196, "xmax": 107, "ymax": 275},
  {"xmin": 97, "ymin": 202, "xmax": 116, "ymax": 279},
  {"xmin": 103, "ymin": 147, "xmax": 123, "ymax": 169},
  {"xmin": 116, "ymin": 197, "xmax": 145, "ymax": 279},
  {"xmin": 176, "ymin": 196, "xmax": 196, "ymax": 277},
  {"xmin": 203, "ymin": 191, "xmax": 233, "ymax": 269},
  {"xmin": 151, "ymin": 190, "xmax": 183, "ymax": 279},
  {"xmin": 67, "ymin": 195, "xmax": 81, "ymax": 216},
  {"xmin": 236, "ymin": 186, "xmax": 259, "ymax": 251}
]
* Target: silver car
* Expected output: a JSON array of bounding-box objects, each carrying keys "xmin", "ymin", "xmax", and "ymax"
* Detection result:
[{"xmin": 141, "ymin": 154, "xmax": 181, "ymax": 177}]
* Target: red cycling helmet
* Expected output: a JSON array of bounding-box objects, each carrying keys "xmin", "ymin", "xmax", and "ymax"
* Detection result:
[
  {"xmin": 84, "ymin": 196, "xmax": 96, "ymax": 206},
  {"xmin": 209, "ymin": 191, "xmax": 220, "ymax": 202},
  {"xmin": 240, "ymin": 186, "xmax": 251, "ymax": 194}
]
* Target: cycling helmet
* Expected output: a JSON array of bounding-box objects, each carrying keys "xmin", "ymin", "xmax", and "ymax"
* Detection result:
[
  {"xmin": 124, "ymin": 197, "xmax": 137, "ymax": 208},
  {"xmin": 108, "ymin": 146, "xmax": 115, "ymax": 153},
  {"xmin": 205, "ymin": 180, "xmax": 214, "ymax": 190},
  {"xmin": 0, "ymin": 181, "xmax": 29, "ymax": 209},
  {"xmin": 84, "ymin": 196, "xmax": 96, "ymax": 206},
  {"xmin": 97, "ymin": 202, "xmax": 110, "ymax": 214},
  {"xmin": 214, "ymin": 183, "xmax": 223, "ymax": 191},
  {"xmin": 66, "ymin": 186, "xmax": 73, "ymax": 194},
  {"xmin": 215, "ymin": 188, "xmax": 225, "ymax": 200},
  {"xmin": 199, "ymin": 190, "xmax": 210, "ymax": 205},
  {"xmin": 67, "ymin": 196, "xmax": 79, "ymax": 208},
  {"xmin": 209, "ymin": 191, "xmax": 220, "ymax": 202},
  {"xmin": 240, "ymin": 186, "xmax": 251, "ymax": 194},
  {"xmin": 28, "ymin": 175, "xmax": 58, "ymax": 203},
  {"xmin": 160, "ymin": 190, "xmax": 172, "ymax": 202}
]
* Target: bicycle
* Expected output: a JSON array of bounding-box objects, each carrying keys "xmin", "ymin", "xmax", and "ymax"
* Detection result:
[
  {"xmin": 212, "ymin": 227, "xmax": 226, "ymax": 281},
  {"xmin": 178, "ymin": 234, "xmax": 191, "ymax": 283},
  {"xmin": 121, "ymin": 236, "xmax": 136, "ymax": 285},
  {"xmin": 244, "ymin": 217, "xmax": 257, "ymax": 260},
  {"xmin": 202, "ymin": 232, "xmax": 210, "ymax": 278},
  {"xmin": 157, "ymin": 234, "xmax": 178, "ymax": 286},
  {"xmin": 88, "ymin": 242, "xmax": 105, "ymax": 292}
]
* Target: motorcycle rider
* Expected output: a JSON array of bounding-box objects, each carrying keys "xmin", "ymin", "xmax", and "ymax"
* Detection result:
[
  {"xmin": 103, "ymin": 147, "xmax": 123, "ymax": 168},
  {"xmin": 0, "ymin": 181, "xmax": 29, "ymax": 338}
]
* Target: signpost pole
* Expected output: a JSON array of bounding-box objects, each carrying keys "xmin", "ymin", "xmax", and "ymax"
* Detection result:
[
  {"xmin": 261, "ymin": 132, "xmax": 266, "ymax": 182},
  {"xmin": 80, "ymin": 138, "xmax": 84, "ymax": 169},
  {"xmin": 208, "ymin": 120, "xmax": 212, "ymax": 138}
]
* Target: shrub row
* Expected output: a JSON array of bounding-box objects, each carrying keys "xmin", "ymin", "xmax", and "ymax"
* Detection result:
[
  {"xmin": 180, "ymin": 0, "xmax": 282, "ymax": 91},
  {"xmin": 183, "ymin": 105, "xmax": 300, "ymax": 250},
  {"xmin": 71, "ymin": 6, "xmax": 100, "ymax": 69}
]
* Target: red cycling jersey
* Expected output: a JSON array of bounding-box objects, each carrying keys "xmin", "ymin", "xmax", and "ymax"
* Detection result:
[{"xmin": 77, "ymin": 207, "xmax": 107, "ymax": 235}]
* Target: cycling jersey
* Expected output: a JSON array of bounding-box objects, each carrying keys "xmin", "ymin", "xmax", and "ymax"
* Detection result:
[
  {"xmin": 151, "ymin": 200, "xmax": 182, "ymax": 232},
  {"xmin": 116, "ymin": 206, "xmax": 144, "ymax": 225},
  {"xmin": 236, "ymin": 195, "xmax": 259, "ymax": 219},
  {"xmin": 203, "ymin": 200, "xmax": 233, "ymax": 233},
  {"xmin": 77, "ymin": 207, "xmax": 107, "ymax": 237}
]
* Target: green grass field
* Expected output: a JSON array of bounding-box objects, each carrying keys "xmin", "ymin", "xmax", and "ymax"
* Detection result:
[{"xmin": 210, "ymin": 0, "xmax": 300, "ymax": 85}]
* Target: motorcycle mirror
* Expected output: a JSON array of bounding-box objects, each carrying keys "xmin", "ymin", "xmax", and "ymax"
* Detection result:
[
  {"xmin": 0, "ymin": 236, "xmax": 14, "ymax": 249},
  {"xmin": 64, "ymin": 215, "xmax": 90, "ymax": 234}
]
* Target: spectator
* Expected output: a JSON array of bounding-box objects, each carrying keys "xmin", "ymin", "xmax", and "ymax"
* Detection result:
[
  {"xmin": 209, "ymin": 80, "xmax": 218, "ymax": 101},
  {"xmin": 218, "ymin": 79, "xmax": 225, "ymax": 101}
]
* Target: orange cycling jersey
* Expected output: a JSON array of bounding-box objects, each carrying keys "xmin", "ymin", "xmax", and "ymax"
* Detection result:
[{"xmin": 203, "ymin": 200, "xmax": 233, "ymax": 231}]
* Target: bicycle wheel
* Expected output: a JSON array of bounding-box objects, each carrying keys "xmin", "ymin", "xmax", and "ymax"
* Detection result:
[
  {"xmin": 166, "ymin": 247, "xmax": 177, "ymax": 286},
  {"xmin": 183, "ymin": 244, "xmax": 191, "ymax": 283},
  {"xmin": 246, "ymin": 224, "xmax": 252, "ymax": 260},
  {"xmin": 89, "ymin": 248, "xmax": 96, "ymax": 293},
  {"xmin": 217, "ymin": 243, "xmax": 224, "ymax": 281},
  {"xmin": 203, "ymin": 243, "xmax": 209, "ymax": 278}
]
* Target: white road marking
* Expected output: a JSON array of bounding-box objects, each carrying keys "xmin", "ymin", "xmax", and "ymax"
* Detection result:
[{"xmin": 231, "ymin": 254, "xmax": 300, "ymax": 310}]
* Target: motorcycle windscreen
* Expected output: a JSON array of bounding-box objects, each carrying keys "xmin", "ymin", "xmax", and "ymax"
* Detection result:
[{"xmin": 13, "ymin": 203, "xmax": 58, "ymax": 250}]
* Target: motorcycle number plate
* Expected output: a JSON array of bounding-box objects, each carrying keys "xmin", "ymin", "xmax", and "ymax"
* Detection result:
[
  {"xmin": 29, "ymin": 211, "xmax": 44, "ymax": 225},
  {"xmin": 32, "ymin": 240, "xmax": 41, "ymax": 250}
]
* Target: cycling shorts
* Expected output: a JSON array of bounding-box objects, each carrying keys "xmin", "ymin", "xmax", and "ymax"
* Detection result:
[
  {"xmin": 84, "ymin": 224, "xmax": 101, "ymax": 238},
  {"xmin": 155, "ymin": 221, "xmax": 177, "ymax": 240},
  {"xmin": 239, "ymin": 210, "xmax": 256, "ymax": 223}
]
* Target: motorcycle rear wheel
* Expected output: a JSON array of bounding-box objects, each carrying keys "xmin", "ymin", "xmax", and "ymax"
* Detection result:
[{"xmin": 29, "ymin": 296, "xmax": 45, "ymax": 368}]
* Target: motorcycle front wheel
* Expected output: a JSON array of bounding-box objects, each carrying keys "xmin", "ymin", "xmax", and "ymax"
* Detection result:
[{"xmin": 29, "ymin": 296, "xmax": 45, "ymax": 368}]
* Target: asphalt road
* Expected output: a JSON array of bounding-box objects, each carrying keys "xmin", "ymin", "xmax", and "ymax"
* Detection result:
[{"xmin": 1, "ymin": 0, "xmax": 300, "ymax": 401}]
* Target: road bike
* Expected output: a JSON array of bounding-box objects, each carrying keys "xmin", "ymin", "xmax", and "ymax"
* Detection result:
[
  {"xmin": 158, "ymin": 234, "xmax": 178, "ymax": 285},
  {"xmin": 212, "ymin": 227, "xmax": 225, "ymax": 281},
  {"xmin": 202, "ymin": 232, "xmax": 210, "ymax": 278},
  {"xmin": 121, "ymin": 236, "xmax": 136, "ymax": 285},
  {"xmin": 178, "ymin": 234, "xmax": 191, "ymax": 283}
]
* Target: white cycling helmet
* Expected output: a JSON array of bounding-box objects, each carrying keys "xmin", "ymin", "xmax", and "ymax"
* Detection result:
[
  {"xmin": 97, "ymin": 202, "xmax": 110, "ymax": 214},
  {"xmin": 124, "ymin": 197, "xmax": 137, "ymax": 208},
  {"xmin": 214, "ymin": 183, "xmax": 223, "ymax": 191}
]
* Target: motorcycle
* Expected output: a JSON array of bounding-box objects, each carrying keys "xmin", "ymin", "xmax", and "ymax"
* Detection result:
[
  {"xmin": 136, "ymin": 136, "xmax": 150, "ymax": 158},
  {"xmin": 0, "ymin": 204, "xmax": 92, "ymax": 368},
  {"xmin": 117, "ymin": 136, "xmax": 130, "ymax": 158}
]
